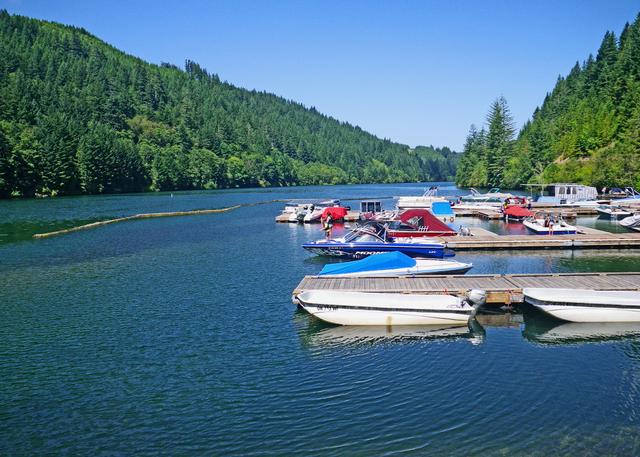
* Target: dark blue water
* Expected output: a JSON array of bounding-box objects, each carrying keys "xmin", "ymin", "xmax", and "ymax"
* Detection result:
[{"xmin": 2, "ymin": 183, "xmax": 640, "ymax": 456}]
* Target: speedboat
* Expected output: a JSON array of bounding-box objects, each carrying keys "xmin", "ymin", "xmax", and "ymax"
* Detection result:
[
  {"xmin": 620, "ymin": 214, "xmax": 640, "ymax": 232},
  {"xmin": 302, "ymin": 222, "xmax": 452, "ymax": 259},
  {"xmin": 460, "ymin": 187, "xmax": 513, "ymax": 203},
  {"xmin": 295, "ymin": 290, "xmax": 484, "ymax": 326},
  {"xmin": 523, "ymin": 214, "xmax": 577, "ymax": 235},
  {"xmin": 318, "ymin": 252, "xmax": 472, "ymax": 277},
  {"xmin": 396, "ymin": 186, "xmax": 448, "ymax": 210},
  {"xmin": 524, "ymin": 288, "xmax": 640, "ymax": 322},
  {"xmin": 503, "ymin": 205, "xmax": 534, "ymax": 222},
  {"xmin": 595, "ymin": 205, "xmax": 632, "ymax": 219},
  {"xmin": 385, "ymin": 209, "xmax": 457, "ymax": 238}
]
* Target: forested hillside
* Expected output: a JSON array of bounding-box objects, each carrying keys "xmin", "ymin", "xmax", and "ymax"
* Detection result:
[
  {"xmin": 456, "ymin": 14, "xmax": 640, "ymax": 189},
  {"xmin": 0, "ymin": 11, "xmax": 458, "ymax": 198}
]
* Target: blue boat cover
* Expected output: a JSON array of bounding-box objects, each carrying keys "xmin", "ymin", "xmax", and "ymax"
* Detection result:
[
  {"xmin": 319, "ymin": 251, "xmax": 416, "ymax": 275},
  {"xmin": 431, "ymin": 201, "xmax": 454, "ymax": 216}
]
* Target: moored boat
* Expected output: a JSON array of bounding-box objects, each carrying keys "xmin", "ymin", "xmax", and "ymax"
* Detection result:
[
  {"xmin": 386, "ymin": 209, "xmax": 457, "ymax": 238},
  {"xmin": 595, "ymin": 205, "xmax": 632, "ymax": 219},
  {"xmin": 396, "ymin": 186, "xmax": 448, "ymax": 210},
  {"xmin": 524, "ymin": 288, "xmax": 640, "ymax": 322},
  {"xmin": 504, "ymin": 205, "xmax": 534, "ymax": 222},
  {"xmin": 318, "ymin": 251, "xmax": 472, "ymax": 277},
  {"xmin": 620, "ymin": 214, "xmax": 640, "ymax": 232},
  {"xmin": 302, "ymin": 222, "xmax": 452, "ymax": 259},
  {"xmin": 523, "ymin": 214, "xmax": 577, "ymax": 235},
  {"xmin": 460, "ymin": 187, "xmax": 513, "ymax": 203},
  {"xmin": 295, "ymin": 290, "xmax": 482, "ymax": 326}
]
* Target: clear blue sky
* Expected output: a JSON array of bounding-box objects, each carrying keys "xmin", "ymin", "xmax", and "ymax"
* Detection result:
[{"xmin": 2, "ymin": 0, "xmax": 639, "ymax": 150}]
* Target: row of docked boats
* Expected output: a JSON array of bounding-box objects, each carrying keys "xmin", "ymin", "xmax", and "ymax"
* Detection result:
[{"xmin": 290, "ymin": 184, "xmax": 640, "ymax": 329}]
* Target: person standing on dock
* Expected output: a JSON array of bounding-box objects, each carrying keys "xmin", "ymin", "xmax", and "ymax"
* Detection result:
[{"xmin": 322, "ymin": 213, "xmax": 334, "ymax": 239}]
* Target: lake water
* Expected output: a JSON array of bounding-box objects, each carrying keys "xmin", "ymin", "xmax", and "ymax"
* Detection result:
[{"xmin": 2, "ymin": 182, "xmax": 640, "ymax": 456}]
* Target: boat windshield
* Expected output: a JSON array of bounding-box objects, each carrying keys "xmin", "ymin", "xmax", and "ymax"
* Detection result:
[{"xmin": 344, "ymin": 222, "xmax": 387, "ymax": 243}]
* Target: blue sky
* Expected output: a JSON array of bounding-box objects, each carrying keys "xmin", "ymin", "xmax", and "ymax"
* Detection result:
[{"xmin": 2, "ymin": 0, "xmax": 639, "ymax": 150}]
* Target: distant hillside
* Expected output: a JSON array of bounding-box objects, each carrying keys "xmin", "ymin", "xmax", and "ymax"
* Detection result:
[
  {"xmin": 456, "ymin": 13, "xmax": 640, "ymax": 189},
  {"xmin": 0, "ymin": 11, "xmax": 458, "ymax": 197}
]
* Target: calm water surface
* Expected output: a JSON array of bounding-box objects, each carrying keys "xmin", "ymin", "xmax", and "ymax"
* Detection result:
[{"xmin": 2, "ymin": 183, "xmax": 640, "ymax": 456}]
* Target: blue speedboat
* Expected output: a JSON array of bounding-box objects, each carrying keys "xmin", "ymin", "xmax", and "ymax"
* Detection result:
[{"xmin": 302, "ymin": 222, "xmax": 453, "ymax": 259}]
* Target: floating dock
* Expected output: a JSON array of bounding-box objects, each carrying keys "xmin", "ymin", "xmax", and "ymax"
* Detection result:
[
  {"xmin": 434, "ymin": 227, "xmax": 640, "ymax": 250},
  {"xmin": 292, "ymin": 272, "xmax": 640, "ymax": 305}
]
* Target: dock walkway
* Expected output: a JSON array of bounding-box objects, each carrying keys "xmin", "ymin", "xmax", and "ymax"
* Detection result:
[{"xmin": 293, "ymin": 272, "xmax": 640, "ymax": 304}]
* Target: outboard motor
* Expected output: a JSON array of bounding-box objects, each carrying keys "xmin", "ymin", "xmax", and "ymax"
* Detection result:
[{"xmin": 467, "ymin": 289, "xmax": 487, "ymax": 306}]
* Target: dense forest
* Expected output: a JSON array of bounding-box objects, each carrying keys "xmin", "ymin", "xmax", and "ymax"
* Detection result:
[
  {"xmin": 0, "ymin": 11, "xmax": 458, "ymax": 198},
  {"xmin": 456, "ymin": 13, "xmax": 640, "ymax": 189}
]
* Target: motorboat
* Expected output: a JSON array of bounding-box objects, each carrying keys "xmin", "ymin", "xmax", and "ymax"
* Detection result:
[
  {"xmin": 396, "ymin": 186, "xmax": 448, "ymax": 210},
  {"xmin": 620, "ymin": 214, "xmax": 640, "ymax": 232},
  {"xmin": 430, "ymin": 201, "xmax": 456, "ymax": 222},
  {"xmin": 302, "ymin": 222, "xmax": 452, "ymax": 259},
  {"xmin": 280, "ymin": 199, "xmax": 341, "ymax": 223},
  {"xmin": 295, "ymin": 290, "xmax": 485, "ymax": 326},
  {"xmin": 317, "ymin": 252, "xmax": 472, "ymax": 277},
  {"xmin": 524, "ymin": 288, "xmax": 640, "ymax": 322},
  {"xmin": 503, "ymin": 205, "xmax": 534, "ymax": 222},
  {"xmin": 523, "ymin": 214, "xmax": 577, "ymax": 235},
  {"xmin": 385, "ymin": 209, "xmax": 457, "ymax": 238},
  {"xmin": 460, "ymin": 187, "xmax": 513, "ymax": 203},
  {"xmin": 595, "ymin": 205, "xmax": 632, "ymax": 220}
]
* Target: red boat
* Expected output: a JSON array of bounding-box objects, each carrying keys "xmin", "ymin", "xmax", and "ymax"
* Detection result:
[
  {"xmin": 386, "ymin": 209, "xmax": 457, "ymax": 238},
  {"xmin": 504, "ymin": 205, "xmax": 534, "ymax": 221}
]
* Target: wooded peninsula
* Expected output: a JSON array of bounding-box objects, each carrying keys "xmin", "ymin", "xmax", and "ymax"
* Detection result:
[{"xmin": 0, "ymin": 11, "xmax": 458, "ymax": 198}]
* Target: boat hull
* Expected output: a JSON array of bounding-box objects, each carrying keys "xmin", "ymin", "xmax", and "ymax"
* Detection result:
[
  {"xmin": 524, "ymin": 288, "xmax": 640, "ymax": 322},
  {"xmin": 321, "ymin": 259, "xmax": 472, "ymax": 277},
  {"xmin": 297, "ymin": 291, "xmax": 474, "ymax": 326},
  {"xmin": 523, "ymin": 219, "xmax": 577, "ymax": 235},
  {"xmin": 302, "ymin": 242, "xmax": 449, "ymax": 259}
]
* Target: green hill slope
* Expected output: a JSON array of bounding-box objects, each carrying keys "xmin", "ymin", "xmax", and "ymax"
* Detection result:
[
  {"xmin": 456, "ymin": 14, "xmax": 640, "ymax": 189},
  {"xmin": 0, "ymin": 11, "xmax": 458, "ymax": 197}
]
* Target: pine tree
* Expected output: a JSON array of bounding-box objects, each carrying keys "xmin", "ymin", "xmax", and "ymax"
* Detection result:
[{"xmin": 485, "ymin": 97, "xmax": 515, "ymax": 187}]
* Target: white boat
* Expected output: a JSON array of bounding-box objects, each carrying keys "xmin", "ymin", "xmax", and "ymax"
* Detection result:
[
  {"xmin": 524, "ymin": 288, "xmax": 640, "ymax": 322},
  {"xmin": 460, "ymin": 187, "xmax": 513, "ymax": 203},
  {"xmin": 523, "ymin": 216, "xmax": 578, "ymax": 235},
  {"xmin": 620, "ymin": 214, "xmax": 640, "ymax": 231},
  {"xmin": 318, "ymin": 251, "xmax": 472, "ymax": 277},
  {"xmin": 595, "ymin": 205, "xmax": 632, "ymax": 219},
  {"xmin": 295, "ymin": 290, "xmax": 484, "ymax": 326},
  {"xmin": 396, "ymin": 186, "xmax": 448, "ymax": 210}
]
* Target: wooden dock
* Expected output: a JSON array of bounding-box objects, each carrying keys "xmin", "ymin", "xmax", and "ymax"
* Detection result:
[
  {"xmin": 437, "ymin": 229, "xmax": 640, "ymax": 250},
  {"xmin": 293, "ymin": 272, "xmax": 640, "ymax": 305}
]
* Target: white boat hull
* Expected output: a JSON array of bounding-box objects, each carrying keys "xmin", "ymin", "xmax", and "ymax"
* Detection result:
[
  {"xmin": 524, "ymin": 288, "xmax": 640, "ymax": 322},
  {"xmin": 296, "ymin": 290, "xmax": 474, "ymax": 326},
  {"xmin": 523, "ymin": 218, "xmax": 577, "ymax": 235}
]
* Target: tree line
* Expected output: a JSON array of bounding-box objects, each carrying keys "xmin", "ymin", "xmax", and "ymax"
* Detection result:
[
  {"xmin": 456, "ymin": 13, "xmax": 640, "ymax": 189},
  {"xmin": 0, "ymin": 11, "xmax": 458, "ymax": 198}
]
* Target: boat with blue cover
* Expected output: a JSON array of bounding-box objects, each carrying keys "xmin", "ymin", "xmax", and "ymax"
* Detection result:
[
  {"xmin": 302, "ymin": 222, "xmax": 452, "ymax": 259},
  {"xmin": 318, "ymin": 252, "xmax": 472, "ymax": 277}
]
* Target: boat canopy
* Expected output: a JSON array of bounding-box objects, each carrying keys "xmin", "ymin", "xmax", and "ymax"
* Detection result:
[
  {"xmin": 399, "ymin": 209, "xmax": 455, "ymax": 234},
  {"xmin": 322, "ymin": 206, "xmax": 348, "ymax": 220},
  {"xmin": 431, "ymin": 201, "xmax": 454, "ymax": 217},
  {"xmin": 504, "ymin": 206, "xmax": 534, "ymax": 217},
  {"xmin": 318, "ymin": 251, "xmax": 416, "ymax": 276}
]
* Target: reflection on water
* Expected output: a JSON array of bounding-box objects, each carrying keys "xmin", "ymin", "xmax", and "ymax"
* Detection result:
[
  {"xmin": 522, "ymin": 305, "xmax": 640, "ymax": 345},
  {"xmin": 294, "ymin": 309, "xmax": 485, "ymax": 349}
]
